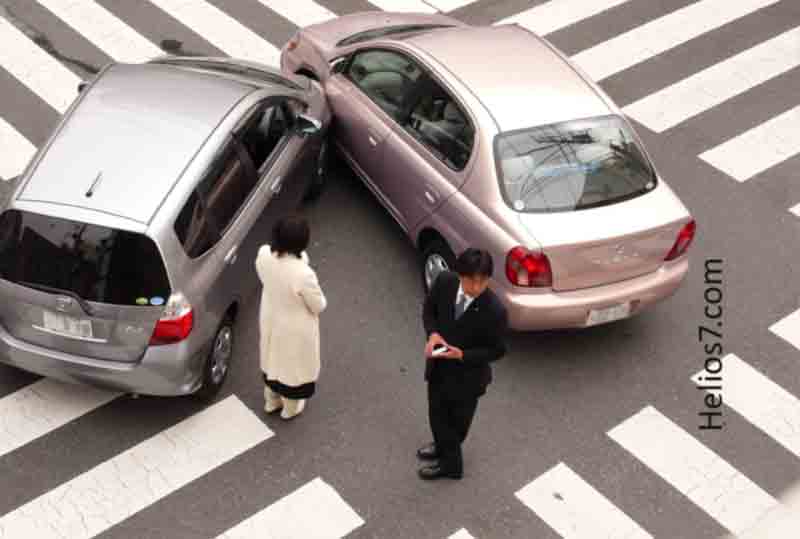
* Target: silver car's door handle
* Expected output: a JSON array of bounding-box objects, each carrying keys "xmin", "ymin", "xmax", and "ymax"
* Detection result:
[
  {"xmin": 270, "ymin": 176, "xmax": 283, "ymax": 194},
  {"xmin": 224, "ymin": 246, "xmax": 238, "ymax": 265}
]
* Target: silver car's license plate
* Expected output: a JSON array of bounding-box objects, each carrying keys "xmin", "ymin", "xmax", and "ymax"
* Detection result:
[
  {"xmin": 586, "ymin": 303, "xmax": 631, "ymax": 326},
  {"xmin": 42, "ymin": 310, "xmax": 93, "ymax": 338}
]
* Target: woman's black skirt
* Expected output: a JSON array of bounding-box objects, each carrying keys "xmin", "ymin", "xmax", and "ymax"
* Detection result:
[{"xmin": 263, "ymin": 374, "xmax": 316, "ymax": 399}]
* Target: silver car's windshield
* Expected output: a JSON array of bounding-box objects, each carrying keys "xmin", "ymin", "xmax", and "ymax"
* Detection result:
[{"xmin": 495, "ymin": 115, "xmax": 657, "ymax": 213}]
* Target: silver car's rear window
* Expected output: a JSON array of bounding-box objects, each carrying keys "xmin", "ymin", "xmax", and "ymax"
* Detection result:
[
  {"xmin": 0, "ymin": 210, "xmax": 171, "ymax": 306},
  {"xmin": 495, "ymin": 116, "xmax": 657, "ymax": 213}
]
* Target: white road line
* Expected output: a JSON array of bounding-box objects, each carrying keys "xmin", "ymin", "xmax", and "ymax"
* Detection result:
[
  {"xmin": 692, "ymin": 354, "xmax": 800, "ymax": 459},
  {"xmin": 622, "ymin": 25, "xmax": 800, "ymax": 132},
  {"xmin": 499, "ymin": 0, "xmax": 633, "ymax": 36},
  {"xmin": 448, "ymin": 529, "xmax": 476, "ymax": 539},
  {"xmin": 366, "ymin": 0, "xmax": 438, "ymax": 13},
  {"xmin": 699, "ymin": 104, "xmax": 800, "ymax": 181},
  {"xmin": 0, "ymin": 117, "xmax": 36, "ymax": 181},
  {"xmin": 0, "ymin": 378, "xmax": 118, "ymax": 458},
  {"xmin": 427, "ymin": 0, "xmax": 475, "ymax": 11},
  {"xmin": 0, "ymin": 16, "xmax": 81, "ymax": 113},
  {"xmin": 36, "ymin": 0, "xmax": 163, "ymax": 62},
  {"xmin": 571, "ymin": 0, "xmax": 780, "ymax": 82},
  {"xmin": 515, "ymin": 462, "xmax": 653, "ymax": 539},
  {"xmin": 790, "ymin": 204, "xmax": 800, "ymax": 217},
  {"xmin": 0, "ymin": 396, "xmax": 272, "ymax": 539},
  {"xmin": 770, "ymin": 307, "xmax": 800, "ymax": 351},
  {"xmin": 148, "ymin": 0, "xmax": 281, "ymax": 64},
  {"xmin": 254, "ymin": 0, "xmax": 336, "ymax": 28},
  {"xmin": 216, "ymin": 477, "xmax": 364, "ymax": 539},
  {"xmin": 608, "ymin": 406, "xmax": 780, "ymax": 535}
]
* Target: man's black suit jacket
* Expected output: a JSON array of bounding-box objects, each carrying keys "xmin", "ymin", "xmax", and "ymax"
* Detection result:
[{"xmin": 423, "ymin": 271, "xmax": 508, "ymax": 398}]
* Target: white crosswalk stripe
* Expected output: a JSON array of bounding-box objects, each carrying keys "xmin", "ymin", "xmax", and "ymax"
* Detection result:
[
  {"xmin": 623, "ymin": 26, "xmax": 800, "ymax": 132},
  {"xmin": 448, "ymin": 529, "xmax": 476, "ymax": 539},
  {"xmin": 698, "ymin": 104, "xmax": 800, "ymax": 182},
  {"xmin": 0, "ymin": 117, "xmax": 36, "ymax": 181},
  {"xmin": 516, "ymin": 462, "xmax": 652, "ymax": 539},
  {"xmin": 608, "ymin": 406, "xmax": 781, "ymax": 535},
  {"xmin": 500, "ymin": 0, "xmax": 634, "ymax": 37},
  {"xmin": 693, "ymin": 354, "xmax": 800, "ymax": 459},
  {"xmin": 0, "ymin": 15, "xmax": 81, "ymax": 113},
  {"xmin": 790, "ymin": 204, "xmax": 800, "ymax": 217},
  {"xmin": 148, "ymin": 0, "xmax": 282, "ymax": 64},
  {"xmin": 216, "ymin": 477, "xmax": 364, "ymax": 538},
  {"xmin": 0, "ymin": 396, "xmax": 272, "ymax": 539},
  {"xmin": 770, "ymin": 307, "xmax": 800, "ymax": 351},
  {"xmin": 571, "ymin": 0, "xmax": 780, "ymax": 82},
  {"xmin": 0, "ymin": 379, "xmax": 119, "ymax": 459},
  {"xmin": 366, "ymin": 0, "xmax": 438, "ymax": 13},
  {"xmin": 36, "ymin": 0, "xmax": 163, "ymax": 62},
  {"xmin": 253, "ymin": 0, "xmax": 337, "ymax": 28},
  {"xmin": 427, "ymin": 0, "xmax": 475, "ymax": 11}
]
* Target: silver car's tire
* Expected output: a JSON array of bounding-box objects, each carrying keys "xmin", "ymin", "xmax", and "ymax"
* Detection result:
[
  {"xmin": 196, "ymin": 315, "xmax": 234, "ymax": 401},
  {"xmin": 304, "ymin": 138, "xmax": 328, "ymax": 202},
  {"xmin": 421, "ymin": 239, "xmax": 455, "ymax": 293}
]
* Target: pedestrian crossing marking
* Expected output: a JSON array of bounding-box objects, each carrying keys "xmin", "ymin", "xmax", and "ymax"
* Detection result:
[
  {"xmin": 0, "ymin": 117, "xmax": 36, "ymax": 181},
  {"xmin": 770, "ymin": 307, "xmax": 800, "ymax": 351},
  {"xmin": 0, "ymin": 15, "xmax": 81, "ymax": 113},
  {"xmin": 698, "ymin": 104, "xmax": 800, "ymax": 182},
  {"xmin": 790, "ymin": 203, "xmax": 800, "ymax": 217},
  {"xmin": 0, "ymin": 378, "xmax": 119, "ymax": 459},
  {"xmin": 623, "ymin": 25, "xmax": 800, "ymax": 132},
  {"xmin": 365, "ymin": 0, "xmax": 438, "ymax": 13},
  {"xmin": 428, "ymin": 0, "xmax": 476, "ymax": 11},
  {"xmin": 692, "ymin": 354, "xmax": 800, "ymax": 460},
  {"xmin": 36, "ymin": 0, "xmax": 163, "ymax": 63},
  {"xmin": 608, "ymin": 406, "xmax": 779, "ymax": 535},
  {"xmin": 148, "ymin": 0, "xmax": 282, "ymax": 65},
  {"xmin": 216, "ymin": 477, "xmax": 364, "ymax": 538},
  {"xmin": 500, "ymin": 0, "xmax": 633, "ymax": 37},
  {"xmin": 516, "ymin": 462, "xmax": 653, "ymax": 539},
  {"xmin": 0, "ymin": 396, "xmax": 272, "ymax": 539},
  {"xmin": 571, "ymin": 0, "xmax": 780, "ymax": 82},
  {"xmin": 448, "ymin": 529, "xmax": 476, "ymax": 539},
  {"xmin": 253, "ymin": 0, "xmax": 337, "ymax": 28}
]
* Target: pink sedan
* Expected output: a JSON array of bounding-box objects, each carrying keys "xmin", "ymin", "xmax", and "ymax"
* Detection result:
[{"xmin": 281, "ymin": 12, "xmax": 696, "ymax": 330}]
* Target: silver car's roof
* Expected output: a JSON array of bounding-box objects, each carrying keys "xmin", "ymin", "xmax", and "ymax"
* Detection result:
[
  {"xmin": 405, "ymin": 25, "xmax": 612, "ymax": 132},
  {"xmin": 19, "ymin": 62, "xmax": 255, "ymax": 225}
]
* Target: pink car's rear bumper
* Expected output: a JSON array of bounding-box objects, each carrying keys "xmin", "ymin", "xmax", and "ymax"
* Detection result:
[{"xmin": 500, "ymin": 257, "xmax": 689, "ymax": 331}]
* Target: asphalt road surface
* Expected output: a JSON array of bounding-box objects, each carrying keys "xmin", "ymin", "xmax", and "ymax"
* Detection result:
[{"xmin": 0, "ymin": 1, "xmax": 799, "ymax": 538}]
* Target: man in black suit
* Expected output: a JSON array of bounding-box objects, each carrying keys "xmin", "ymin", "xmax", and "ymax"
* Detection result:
[{"xmin": 418, "ymin": 248, "xmax": 508, "ymax": 480}]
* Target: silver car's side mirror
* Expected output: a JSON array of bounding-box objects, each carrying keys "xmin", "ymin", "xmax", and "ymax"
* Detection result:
[{"xmin": 296, "ymin": 114, "xmax": 321, "ymax": 136}]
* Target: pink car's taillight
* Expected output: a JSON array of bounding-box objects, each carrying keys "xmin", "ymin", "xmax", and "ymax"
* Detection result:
[
  {"xmin": 150, "ymin": 293, "xmax": 193, "ymax": 345},
  {"xmin": 506, "ymin": 246, "xmax": 552, "ymax": 287},
  {"xmin": 664, "ymin": 220, "xmax": 696, "ymax": 261}
]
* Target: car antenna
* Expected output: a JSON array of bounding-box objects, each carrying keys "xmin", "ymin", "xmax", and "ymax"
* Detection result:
[{"xmin": 85, "ymin": 171, "xmax": 103, "ymax": 198}]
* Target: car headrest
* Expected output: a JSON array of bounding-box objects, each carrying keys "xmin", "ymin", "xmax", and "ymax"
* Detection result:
[{"xmin": 443, "ymin": 102, "xmax": 464, "ymax": 123}]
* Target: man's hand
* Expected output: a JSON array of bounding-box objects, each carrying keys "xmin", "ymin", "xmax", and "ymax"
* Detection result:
[
  {"xmin": 425, "ymin": 332, "xmax": 447, "ymax": 358},
  {"xmin": 440, "ymin": 345, "xmax": 463, "ymax": 360}
]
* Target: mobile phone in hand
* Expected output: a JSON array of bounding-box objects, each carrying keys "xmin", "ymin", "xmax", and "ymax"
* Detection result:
[{"xmin": 432, "ymin": 344, "xmax": 449, "ymax": 356}]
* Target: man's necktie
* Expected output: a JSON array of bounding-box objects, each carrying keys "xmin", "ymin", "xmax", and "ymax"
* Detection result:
[{"xmin": 455, "ymin": 294, "xmax": 468, "ymax": 320}]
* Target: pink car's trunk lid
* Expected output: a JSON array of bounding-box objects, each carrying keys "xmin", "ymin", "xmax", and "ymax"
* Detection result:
[{"xmin": 516, "ymin": 185, "xmax": 690, "ymax": 292}]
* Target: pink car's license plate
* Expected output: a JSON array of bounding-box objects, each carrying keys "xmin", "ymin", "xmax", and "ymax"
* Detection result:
[{"xmin": 586, "ymin": 303, "xmax": 631, "ymax": 326}]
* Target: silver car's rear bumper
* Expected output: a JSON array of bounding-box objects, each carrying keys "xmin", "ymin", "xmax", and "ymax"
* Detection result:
[
  {"xmin": 0, "ymin": 324, "xmax": 206, "ymax": 396},
  {"xmin": 501, "ymin": 257, "xmax": 690, "ymax": 331}
]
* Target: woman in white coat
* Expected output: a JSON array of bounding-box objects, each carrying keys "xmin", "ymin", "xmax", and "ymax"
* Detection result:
[{"xmin": 255, "ymin": 215, "xmax": 327, "ymax": 420}]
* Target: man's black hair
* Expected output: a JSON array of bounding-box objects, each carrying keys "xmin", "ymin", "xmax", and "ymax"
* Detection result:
[{"xmin": 455, "ymin": 248, "xmax": 493, "ymax": 278}]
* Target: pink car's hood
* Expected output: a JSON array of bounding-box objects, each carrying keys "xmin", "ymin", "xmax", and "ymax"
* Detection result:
[{"xmin": 516, "ymin": 181, "xmax": 692, "ymax": 291}]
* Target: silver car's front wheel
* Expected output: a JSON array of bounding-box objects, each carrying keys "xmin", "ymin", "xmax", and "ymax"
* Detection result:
[{"xmin": 421, "ymin": 239, "xmax": 456, "ymax": 293}]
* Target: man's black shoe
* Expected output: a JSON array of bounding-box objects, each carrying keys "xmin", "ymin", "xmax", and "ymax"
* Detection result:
[
  {"xmin": 416, "ymin": 443, "xmax": 439, "ymax": 461},
  {"xmin": 418, "ymin": 464, "xmax": 462, "ymax": 480}
]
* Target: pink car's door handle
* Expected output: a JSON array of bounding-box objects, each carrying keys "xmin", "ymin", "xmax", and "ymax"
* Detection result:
[
  {"xmin": 368, "ymin": 135, "xmax": 378, "ymax": 147},
  {"xmin": 424, "ymin": 190, "xmax": 437, "ymax": 204}
]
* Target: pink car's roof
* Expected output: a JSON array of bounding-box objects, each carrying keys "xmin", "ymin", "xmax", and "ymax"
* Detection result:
[{"xmin": 404, "ymin": 24, "xmax": 612, "ymax": 132}]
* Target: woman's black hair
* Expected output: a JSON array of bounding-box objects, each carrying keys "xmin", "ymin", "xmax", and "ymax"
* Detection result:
[{"xmin": 271, "ymin": 215, "xmax": 310, "ymax": 258}]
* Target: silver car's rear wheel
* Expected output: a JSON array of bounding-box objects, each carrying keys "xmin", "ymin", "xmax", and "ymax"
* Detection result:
[
  {"xmin": 421, "ymin": 239, "xmax": 456, "ymax": 293},
  {"xmin": 196, "ymin": 316, "xmax": 234, "ymax": 401}
]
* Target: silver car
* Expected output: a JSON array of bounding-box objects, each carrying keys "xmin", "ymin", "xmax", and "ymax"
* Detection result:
[{"xmin": 0, "ymin": 57, "xmax": 330, "ymax": 398}]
